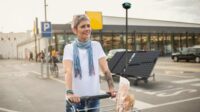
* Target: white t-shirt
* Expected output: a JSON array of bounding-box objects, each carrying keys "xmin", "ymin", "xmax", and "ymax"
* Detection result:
[{"xmin": 63, "ymin": 41, "xmax": 106, "ymax": 96}]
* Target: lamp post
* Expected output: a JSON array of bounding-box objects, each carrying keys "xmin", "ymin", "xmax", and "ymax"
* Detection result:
[
  {"xmin": 44, "ymin": 0, "xmax": 47, "ymax": 22},
  {"xmin": 122, "ymin": 2, "xmax": 131, "ymax": 72},
  {"xmin": 44, "ymin": 0, "xmax": 49, "ymax": 78}
]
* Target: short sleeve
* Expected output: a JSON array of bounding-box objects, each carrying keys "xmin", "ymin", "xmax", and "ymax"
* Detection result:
[
  {"xmin": 95, "ymin": 42, "xmax": 106, "ymax": 59},
  {"xmin": 62, "ymin": 44, "xmax": 73, "ymax": 61}
]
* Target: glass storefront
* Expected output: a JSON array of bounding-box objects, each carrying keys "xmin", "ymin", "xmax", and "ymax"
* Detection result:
[
  {"xmin": 174, "ymin": 35, "xmax": 181, "ymax": 52},
  {"xmin": 158, "ymin": 35, "xmax": 165, "ymax": 56},
  {"xmin": 150, "ymin": 35, "xmax": 158, "ymax": 51},
  {"xmin": 51, "ymin": 32, "xmax": 200, "ymax": 56},
  {"xmin": 91, "ymin": 34, "xmax": 101, "ymax": 41},
  {"xmin": 113, "ymin": 33, "xmax": 123, "ymax": 49},
  {"xmin": 135, "ymin": 34, "xmax": 142, "ymax": 50},
  {"xmin": 187, "ymin": 36, "xmax": 194, "ymax": 47},
  {"xmin": 164, "ymin": 35, "xmax": 172, "ymax": 55},
  {"xmin": 102, "ymin": 33, "xmax": 112, "ymax": 53},
  {"xmin": 195, "ymin": 34, "xmax": 200, "ymax": 45}
]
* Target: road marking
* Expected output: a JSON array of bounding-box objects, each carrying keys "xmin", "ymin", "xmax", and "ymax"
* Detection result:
[
  {"xmin": 172, "ymin": 78, "xmax": 200, "ymax": 84},
  {"xmin": 0, "ymin": 71, "xmax": 30, "ymax": 78},
  {"xmin": 141, "ymin": 88, "xmax": 183, "ymax": 95},
  {"xmin": 156, "ymin": 89, "xmax": 197, "ymax": 97},
  {"xmin": 158, "ymin": 71, "xmax": 194, "ymax": 78},
  {"xmin": 164, "ymin": 75, "xmax": 194, "ymax": 78},
  {"xmin": 31, "ymin": 71, "xmax": 156, "ymax": 110},
  {"xmin": 155, "ymin": 66, "xmax": 200, "ymax": 72},
  {"xmin": 30, "ymin": 71, "xmax": 200, "ymax": 110},
  {"xmin": 141, "ymin": 96, "xmax": 200, "ymax": 110},
  {"xmin": 191, "ymin": 83, "xmax": 200, "ymax": 87},
  {"xmin": 156, "ymin": 70, "xmax": 195, "ymax": 78},
  {"xmin": 165, "ymin": 71, "xmax": 184, "ymax": 74},
  {"xmin": 30, "ymin": 71, "xmax": 65, "ymax": 84},
  {"xmin": 0, "ymin": 71, "xmax": 32, "ymax": 74},
  {"xmin": 134, "ymin": 100, "xmax": 154, "ymax": 110},
  {"xmin": 30, "ymin": 71, "xmax": 41, "ymax": 76},
  {"xmin": 50, "ymin": 76, "xmax": 65, "ymax": 83},
  {"xmin": 0, "ymin": 107, "xmax": 20, "ymax": 112}
]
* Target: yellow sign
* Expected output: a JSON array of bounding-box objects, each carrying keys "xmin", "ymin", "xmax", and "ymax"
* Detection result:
[
  {"xmin": 33, "ymin": 21, "xmax": 36, "ymax": 34},
  {"xmin": 85, "ymin": 11, "xmax": 103, "ymax": 30}
]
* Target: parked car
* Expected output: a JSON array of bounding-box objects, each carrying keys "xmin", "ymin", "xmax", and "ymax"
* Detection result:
[{"xmin": 171, "ymin": 46, "xmax": 200, "ymax": 63}]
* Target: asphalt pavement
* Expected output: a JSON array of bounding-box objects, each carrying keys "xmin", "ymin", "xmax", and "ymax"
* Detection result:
[{"xmin": 0, "ymin": 57, "xmax": 200, "ymax": 112}]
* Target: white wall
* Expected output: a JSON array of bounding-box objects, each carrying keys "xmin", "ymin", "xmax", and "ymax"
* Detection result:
[
  {"xmin": 0, "ymin": 32, "xmax": 30, "ymax": 59},
  {"xmin": 17, "ymin": 36, "xmax": 47, "ymax": 60}
]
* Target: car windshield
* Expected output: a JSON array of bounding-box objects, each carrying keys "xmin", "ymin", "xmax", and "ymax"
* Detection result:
[
  {"xmin": 192, "ymin": 45, "xmax": 200, "ymax": 48},
  {"xmin": 180, "ymin": 47, "xmax": 199, "ymax": 54}
]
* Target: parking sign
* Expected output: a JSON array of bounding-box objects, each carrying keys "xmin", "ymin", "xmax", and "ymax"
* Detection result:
[{"xmin": 41, "ymin": 22, "xmax": 52, "ymax": 38}]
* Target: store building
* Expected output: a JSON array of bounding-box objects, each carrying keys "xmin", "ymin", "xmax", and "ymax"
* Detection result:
[{"xmin": 50, "ymin": 16, "xmax": 200, "ymax": 56}]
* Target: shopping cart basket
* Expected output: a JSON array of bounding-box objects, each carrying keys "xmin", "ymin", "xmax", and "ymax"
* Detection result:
[{"xmin": 66, "ymin": 93, "xmax": 140, "ymax": 112}]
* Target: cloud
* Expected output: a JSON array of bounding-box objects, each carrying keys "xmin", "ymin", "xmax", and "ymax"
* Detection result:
[
  {"xmin": 167, "ymin": 0, "xmax": 200, "ymax": 23},
  {"xmin": 133, "ymin": 0, "xmax": 200, "ymax": 23}
]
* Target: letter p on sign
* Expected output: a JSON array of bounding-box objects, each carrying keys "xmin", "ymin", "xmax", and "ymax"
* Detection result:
[
  {"xmin": 44, "ymin": 23, "xmax": 50, "ymax": 31},
  {"xmin": 41, "ymin": 22, "xmax": 52, "ymax": 38}
]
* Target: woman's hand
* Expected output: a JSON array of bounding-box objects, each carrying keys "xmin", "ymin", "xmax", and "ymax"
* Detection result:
[
  {"xmin": 109, "ymin": 89, "xmax": 117, "ymax": 98},
  {"xmin": 66, "ymin": 94, "xmax": 80, "ymax": 103}
]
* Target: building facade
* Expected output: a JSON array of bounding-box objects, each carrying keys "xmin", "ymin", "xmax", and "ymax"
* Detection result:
[
  {"xmin": 17, "ymin": 36, "xmax": 47, "ymax": 60},
  {"xmin": 49, "ymin": 16, "xmax": 200, "ymax": 56},
  {"xmin": 0, "ymin": 31, "xmax": 31, "ymax": 59}
]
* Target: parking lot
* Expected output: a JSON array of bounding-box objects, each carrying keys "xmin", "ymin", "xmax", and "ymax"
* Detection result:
[{"xmin": 0, "ymin": 57, "xmax": 200, "ymax": 112}]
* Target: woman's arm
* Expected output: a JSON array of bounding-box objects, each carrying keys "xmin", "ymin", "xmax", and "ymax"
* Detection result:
[
  {"xmin": 99, "ymin": 57, "xmax": 116, "ymax": 97},
  {"xmin": 63, "ymin": 60, "xmax": 73, "ymax": 90},
  {"xmin": 63, "ymin": 60, "xmax": 80, "ymax": 103}
]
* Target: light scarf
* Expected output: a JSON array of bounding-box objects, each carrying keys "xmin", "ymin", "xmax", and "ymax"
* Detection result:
[{"xmin": 73, "ymin": 38, "xmax": 95, "ymax": 79}]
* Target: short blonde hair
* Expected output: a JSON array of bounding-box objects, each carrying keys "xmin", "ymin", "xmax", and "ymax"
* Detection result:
[{"xmin": 71, "ymin": 14, "xmax": 90, "ymax": 29}]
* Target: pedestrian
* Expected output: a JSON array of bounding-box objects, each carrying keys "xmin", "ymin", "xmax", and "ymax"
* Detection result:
[
  {"xmin": 40, "ymin": 50, "xmax": 45, "ymax": 62},
  {"xmin": 29, "ymin": 52, "xmax": 33, "ymax": 61},
  {"xmin": 63, "ymin": 14, "xmax": 116, "ymax": 112},
  {"xmin": 51, "ymin": 48, "xmax": 58, "ymax": 66}
]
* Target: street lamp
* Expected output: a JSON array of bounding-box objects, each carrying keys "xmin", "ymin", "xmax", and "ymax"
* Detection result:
[
  {"xmin": 122, "ymin": 2, "xmax": 131, "ymax": 72},
  {"xmin": 44, "ymin": 0, "xmax": 49, "ymax": 78}
]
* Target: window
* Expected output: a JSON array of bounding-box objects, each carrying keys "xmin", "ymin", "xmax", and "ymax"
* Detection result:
[
  {"xmin": 188, "ymin": 48, "xmax": 195, "ymax": 54},
  {"xmin": 181, "ymin": 48, "xmax": 188, "ymax": 54},
  {"xmin": 196, "ymin": 48, "xmax": 200, "ymax": 54}
]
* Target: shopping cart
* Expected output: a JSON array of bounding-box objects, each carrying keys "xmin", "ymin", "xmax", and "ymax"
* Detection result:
[
  {"xmin": 108, "ymin": 51, "xmax": 159, "ymax": 85},
  {"xmin": 66, "ymin": 93, "xmax": 140, "ymax": 112}
]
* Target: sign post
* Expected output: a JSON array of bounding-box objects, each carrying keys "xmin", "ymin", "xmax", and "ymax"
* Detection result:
[{"xmin": 41, "ymin": 21, "xmax": 52, "ymax": 78}]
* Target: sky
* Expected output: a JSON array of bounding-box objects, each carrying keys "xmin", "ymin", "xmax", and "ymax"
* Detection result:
[{"xmin": 0, "ymin": 0, "xmax": 200, "ymax": 33}]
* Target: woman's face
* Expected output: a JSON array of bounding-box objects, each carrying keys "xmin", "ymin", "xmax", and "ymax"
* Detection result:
[{"xmin": 74, "ymin": 20, "xmax": 91, "ymax": 41}]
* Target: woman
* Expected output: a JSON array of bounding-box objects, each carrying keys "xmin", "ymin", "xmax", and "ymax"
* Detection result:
[{"xmin": 63, "ymin": 14, "xmax": 116, "ymax": 112}]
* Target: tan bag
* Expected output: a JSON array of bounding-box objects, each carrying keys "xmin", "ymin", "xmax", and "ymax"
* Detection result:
[{"xmin": 116, "ymin": 77, "xmax": 135, "ymax": 112}]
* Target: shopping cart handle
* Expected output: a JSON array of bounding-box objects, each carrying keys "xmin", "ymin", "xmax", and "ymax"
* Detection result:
[{"xmin": 80, "ymin": 92, "xmax": 111, "ymax": 101}]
